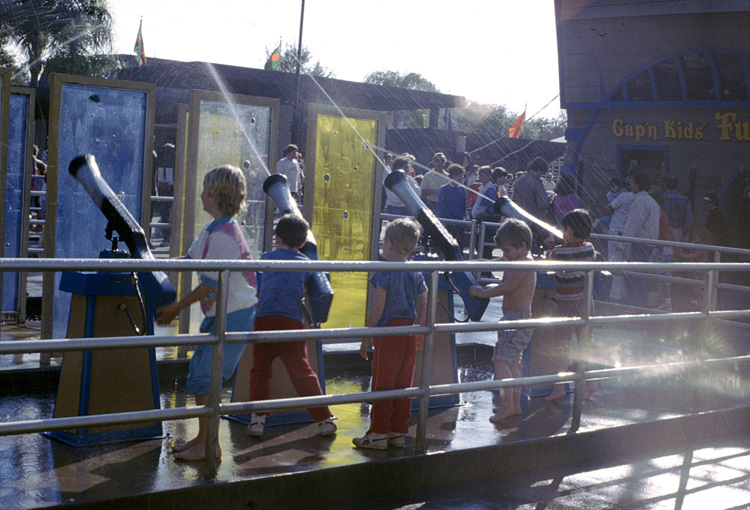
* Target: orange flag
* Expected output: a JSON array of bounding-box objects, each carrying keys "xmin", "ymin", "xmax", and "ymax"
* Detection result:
[{"xmin": 509, "ymin": 111, "xmax": 525, "ymax": 138}]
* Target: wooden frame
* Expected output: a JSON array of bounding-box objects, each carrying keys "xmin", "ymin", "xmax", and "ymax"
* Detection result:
[
  {"xmin": 0, "ymin": 69, "xmax": 11, "ymax": 314},
  {"xmin": 2, "ymin": 86, "xmax": 36, "ymax": 322},
  {"xmin": 42, "ymin": 74, "xmax": 156, "ymax": 342},
  {"xmin": 178, "ymin": 89, "xmax": 280, "ymax": 334},
  {"xmin": 304, "ymin": 104, "xmax": 386, "ymax": 330},
  {"xmin": 303, "ymin": 104, "xmax": 386, "ymax": 263}
]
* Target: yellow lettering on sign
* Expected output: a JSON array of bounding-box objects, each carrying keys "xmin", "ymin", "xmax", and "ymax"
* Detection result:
[
  {"xmin": 716, "ymin": 112, "xmax": 736, "ymax": 141},
  {"xmin": 612, "ymin": 113, "xmax": 747, "ymax": 142},
  {"xmin": 612, "ymin": 119, "xmax": 657, "ymax": 141},
  {"xmin": 715, "ymin": 112, "xmax": 750, "ymax": 141},
  {"xmin": 613, "ymin": 119, "xmax": 624, "ymax": 136}
]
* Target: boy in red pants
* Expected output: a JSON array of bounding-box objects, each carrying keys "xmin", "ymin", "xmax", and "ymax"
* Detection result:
[
  {"xmin": 354, "ymin": 218, "xmax": 428, "ymax": 450},
  {"xmin": 247, "ymin": 214, "xmax": 336, "ymax": 438}
]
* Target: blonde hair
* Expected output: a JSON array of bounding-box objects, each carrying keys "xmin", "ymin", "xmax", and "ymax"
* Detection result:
[
  {"xmin": 203, "ymin": 165, "xmax": 247, "ymax": 217},
  {"xmin": 384, "ymin": 218, "xmax": 421, "ymax": 256}
]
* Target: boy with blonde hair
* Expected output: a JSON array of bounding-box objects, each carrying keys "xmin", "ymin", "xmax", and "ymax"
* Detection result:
[
  {"xmin": 156, "ymin": 164, "xmax": 258, "ymax": 460},
  {"xmin": 354, "ymin": 218, "xmax": 428, "ymax": 450},
  {"xmin": 470, "ymin": 219, "xmax": 536, "ymax": 421}
]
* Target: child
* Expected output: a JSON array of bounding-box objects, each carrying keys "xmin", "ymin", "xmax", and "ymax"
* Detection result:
[
  {"xmin": 546, "ymin": 209, "xmax": 598, "ymax": 401},
  {"xmin": 469, "ymin": 219, "xmax": 537, "ymax": 422},
  {"xmin": 155, "ymin": 164, "xmax": 257, "ymax": 461},
  {"xmin": 247, "ymin": 213, "xmax": 336, "ymax": 438},
  {"xmin": 354, "ymin": 218, "xmax": 428, "ymax": 450}
]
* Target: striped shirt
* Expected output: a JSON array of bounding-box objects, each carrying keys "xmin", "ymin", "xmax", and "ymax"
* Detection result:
[{"xmin": 551, "ymin": 241, "xmax": 596, "ymax": 301}]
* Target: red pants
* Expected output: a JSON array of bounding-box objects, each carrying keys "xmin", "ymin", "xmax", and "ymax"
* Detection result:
[
  {"xmin": 369, "ymin": 318, "xmax": 417, "ymax": 434},
  {"xmin": 250, "ymin": 315, "xmax": 330, "ymax": 422}
]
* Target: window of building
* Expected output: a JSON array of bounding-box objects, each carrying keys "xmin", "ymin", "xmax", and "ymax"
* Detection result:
[
  {"xmin": 652, "ymin": 58, "xmax": 682, "ymax": 101},
  {"xmin": 716, "ymin": 52, "xmax": 747, "ymax": 101},
  {"xmin": 627, "ymin": 71, "xmax": 653, "ymax": 101},
  {"xmin": 607, "ymin": 49, "xmax": 750, "ymax": 105},
  {"xmin": 681, "ymin": 51, "xmax": 714, "ymax": 101}
]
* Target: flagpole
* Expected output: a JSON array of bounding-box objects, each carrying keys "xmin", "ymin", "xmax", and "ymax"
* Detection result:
[{"xmin": 291, "ymin": 0, "xmax": 305, "ymax": 144}]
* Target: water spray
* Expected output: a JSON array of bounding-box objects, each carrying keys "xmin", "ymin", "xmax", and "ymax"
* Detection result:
[{"xmin": 202, "ymin": 62, "xmax": 272, "ymax": 178}]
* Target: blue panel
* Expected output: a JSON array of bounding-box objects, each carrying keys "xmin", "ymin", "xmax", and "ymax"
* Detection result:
[
  {"xmin": 53, "ymin": 84, "xmax": 148, "ymax": 339},
  {"xmin": 2, "ymin": 94, "xmax": 28, "ymax": 313}
]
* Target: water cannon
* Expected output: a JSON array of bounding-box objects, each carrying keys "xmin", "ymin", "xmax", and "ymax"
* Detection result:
[
  {"xmin": 384, "ymin": 170, "xmax": 489, "ymax": 322},
  {"xmin": 68, "ymin": 154, "xmax": 176, "ymax": 309},
  {"xmin": 493, "ymin": 196, "xmax": 562, "ymax": 252},
  {"xmin": 263, "ymin": 173, "xmax": 333, "ymax": 324}
]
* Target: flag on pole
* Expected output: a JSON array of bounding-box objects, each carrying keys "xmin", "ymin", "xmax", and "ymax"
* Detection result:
[
  {"xmin": 509, "ymin": 111, "xmax": 525, "ymax": 138},
  {"xmin": 265, "ymin": 44, "xmax": 281, "ymax": 71},
  {"xmin": 134, "ymin": 19, "xmax": 146, "ymax": 66}
]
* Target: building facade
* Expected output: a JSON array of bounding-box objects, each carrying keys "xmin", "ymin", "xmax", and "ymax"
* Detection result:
[{"xmin": 556, "ymin": 0, "xmax": 750, "ymax": 246}]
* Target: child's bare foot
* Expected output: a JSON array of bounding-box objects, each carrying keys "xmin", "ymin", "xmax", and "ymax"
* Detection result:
[
  {"xmin": 489, "ymin": 407, "xmax": 520, "ymax": 422},
  {"xmin": 545, "ymin": 385, "xmax": 567, "ymax": 401},
  {"xmin": 172, "ymin": 437, "xmax": 199, "ymax": 453},
  {"xmin": 173, "ymin": 443, "xmax": 221, "ymax": 461},
  {"xmin": 583, "ymin": 381, "xmax": 598, "ymax": 400},
  {"xmin": 492, "ymin": 405, "xmax": 523, "ymax": 415}
]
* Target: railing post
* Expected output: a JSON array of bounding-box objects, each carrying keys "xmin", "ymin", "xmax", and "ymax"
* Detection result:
[
  {"xmin": 479, "ymin": 222, "xmax": 487, "ymax": 260},
  {"xmin": 570, "ymin": 269, "xmax": 594, "ymax": 432},
  {"xmin": 693, "ymin": 253, "xmax": 719, "ymax": 411},
  {"xmin": 468, "ymin": 219, "xmax": 478, "ymax": 260},
  {"xmin": 415, "ymin": 269, "xmax": 439, "ymax": 453},
  {"xmin": 204, "ymin": 270, "xmax": 229, "ymax": 475}
]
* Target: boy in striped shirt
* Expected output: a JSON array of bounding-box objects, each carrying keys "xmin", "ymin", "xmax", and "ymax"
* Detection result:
[{"xmin": 546, "ymin": 209, "xmax": 598, "ymax": 401}]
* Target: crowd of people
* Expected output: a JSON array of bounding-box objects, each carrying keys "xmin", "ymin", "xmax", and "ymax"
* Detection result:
[
  {"xmin": 596, "ymin": 169, "xmax": 727, "ymax": 311},
  {"xmin": 383, "ymin": 149, "xmax": 727, "ymax": 312},
  {"xmin": 383, "ymin": 150, "xmax": 529, "ymax": 227}
]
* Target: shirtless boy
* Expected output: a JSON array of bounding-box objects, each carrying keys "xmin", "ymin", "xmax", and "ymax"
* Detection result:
[{"xmin": 469, "ymin": 218, "xmax": 536, "ymax": 422}]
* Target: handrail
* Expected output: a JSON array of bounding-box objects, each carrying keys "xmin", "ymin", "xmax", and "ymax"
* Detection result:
[
  {"xmin": 2, "ymin": 256, "xmax": 750, "ymax": 476},
  {"xmin": 3, "ymin": 257, "xmax": 750, "ymax": 273}
]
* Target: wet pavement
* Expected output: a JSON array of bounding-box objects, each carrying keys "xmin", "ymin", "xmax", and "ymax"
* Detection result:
[
  {"xmin": 322, "ymin": 432, "xmax": 750, "ymax": 509},
  {"xmin": 2, "ymin": 287, "xmax": 750, "ymax": 508}
]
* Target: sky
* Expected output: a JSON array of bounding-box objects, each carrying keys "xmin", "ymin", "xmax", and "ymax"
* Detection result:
[{"xmin": 107, "ymin": 0, "xmax": 562, "ymax": 120}]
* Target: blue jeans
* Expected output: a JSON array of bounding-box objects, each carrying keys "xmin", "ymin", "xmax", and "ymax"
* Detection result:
[{"xmin": 186, "ymin": 306, "xmax": 255, "ymax": 396}]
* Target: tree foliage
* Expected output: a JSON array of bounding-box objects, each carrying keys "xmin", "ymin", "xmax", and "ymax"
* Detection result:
[
  {"xmin": 364, "ymin": 70, "xmax": 566, "ymax": 140},
  {"xmin": 266, "ymin": 43, "xmax": 335, "ymax": 78},
  {"xmin": 524, "ymin": 111, "xmax": 567, "ymax": 141},
  {"xmin": 364, "ymin": 70, "xmax": 440, "ymax": 128},
  {"xmin": 364, "ymin": 70, "xmax": 439, "ymax": 92},
  {"xmin": 454, "ymin": 102, "xmax": 566, "ymax": 141},
  {"xmin": 0, "ymin": 0, "xmax": 118, "ymax": 87}
]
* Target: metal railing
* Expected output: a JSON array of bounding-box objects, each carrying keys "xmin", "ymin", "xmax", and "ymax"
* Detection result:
[{"xmin": 1, "ymin": 256, "xmax": 750, "ymax": 477}]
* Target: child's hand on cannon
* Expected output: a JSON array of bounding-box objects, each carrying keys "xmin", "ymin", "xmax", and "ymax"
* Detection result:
[{"xmin": 155, "ymin": 303, "xmax": 179, "ymax": 325}]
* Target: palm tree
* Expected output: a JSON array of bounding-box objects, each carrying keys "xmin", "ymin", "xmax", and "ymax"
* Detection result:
[{"xmin": 0, "ymin": 0, "xmax": 115, "ymax": 87}]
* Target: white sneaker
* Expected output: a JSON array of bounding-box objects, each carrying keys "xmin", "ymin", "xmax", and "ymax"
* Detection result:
[
  {"xmin": 247, "ymin": 413, "xmax": 266, "ymax": 437},
  {"xmin": 318, "ymin": 418, "xmax": 337, "ymax": 436},
  {"xmin": 387, "ymin": 432, "xmax": 405, "ymax": 448},
  {"xmin": 352, "ymin": 432, "xmax": 387, "ymax": 450}
]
